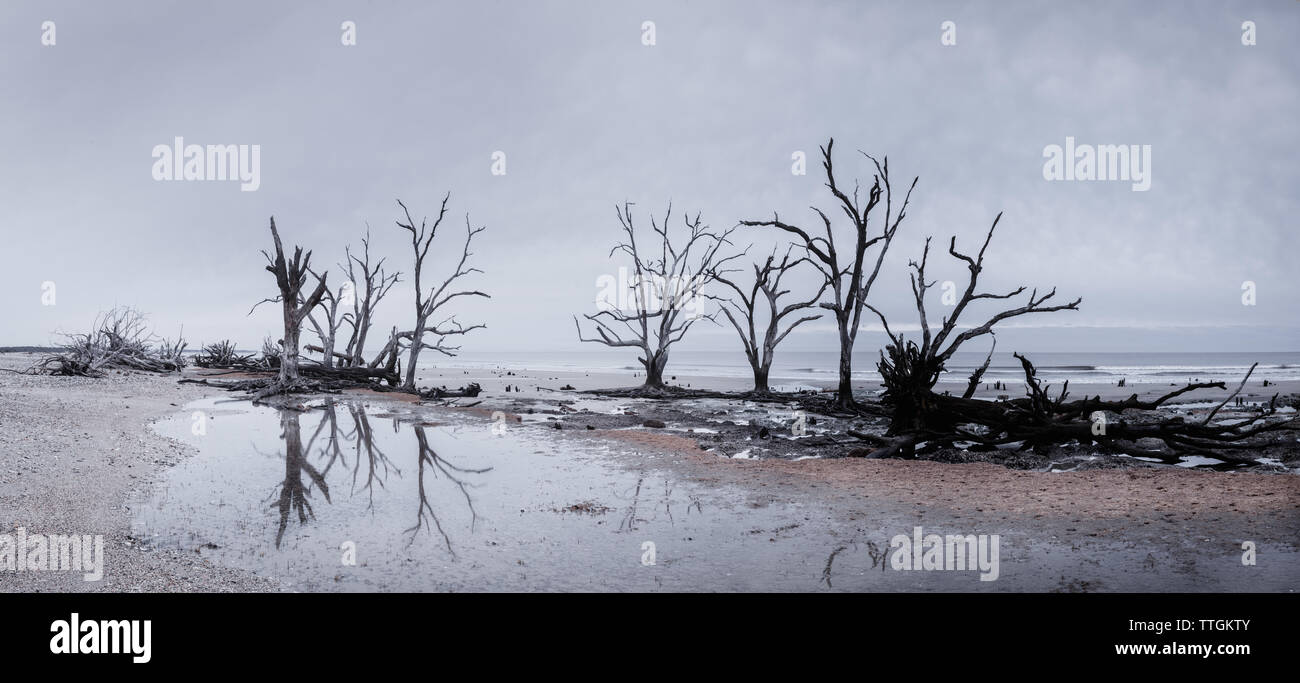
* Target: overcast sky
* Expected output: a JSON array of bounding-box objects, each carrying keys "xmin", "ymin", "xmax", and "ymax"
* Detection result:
[{"xmin": 1, "ymin": 0, "xmax": 1296, "ymax": 357}]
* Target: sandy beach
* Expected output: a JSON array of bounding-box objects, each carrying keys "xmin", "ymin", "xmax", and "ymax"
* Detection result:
[
  {"xmin": 3, "ymin": 351, "xmax": 1296, "ymax": 592},
  {"xmin": 0, "ymin": 353, "xmax": 274, "ymax": 592}
]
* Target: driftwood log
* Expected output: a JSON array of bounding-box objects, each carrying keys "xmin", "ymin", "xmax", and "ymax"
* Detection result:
[
  {"xmin": 859, "ymin": 354, "xmax": 1298, "ymax": 465},
  {"xmin": 419, "ymin": 382, "xmax": 482, "ymax": 400}
]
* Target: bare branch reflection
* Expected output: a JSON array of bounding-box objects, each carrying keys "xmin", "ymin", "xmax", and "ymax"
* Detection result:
[
  {"xmin": 265, "ymin": 402, "xmax": 490, "ymax": 553},
  {"xmin": 406, "ymin": 425, "xmax": 492, "ymax": 553},
  {"xmin": 269, "ymin": 409, "xmax": 330, "ymax": 549}
]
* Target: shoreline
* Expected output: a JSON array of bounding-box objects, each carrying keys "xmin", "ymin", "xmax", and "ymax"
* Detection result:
[
  {"xmin": 411, "ymin": 362, "xmax": 1300, "ymax": 405},
  {"xmin": 0, "ymin": 353, "xmax": 275, "ymax": 592},
  {"xmin": 3, "ymin": 351, "xmax": 1297, "ymax": 592}
]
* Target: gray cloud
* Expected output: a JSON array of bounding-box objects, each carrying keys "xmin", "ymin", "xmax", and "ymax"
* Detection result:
[{"xmin": 1, "ymin": 0, "xmax": 1295, "ymax": 355}]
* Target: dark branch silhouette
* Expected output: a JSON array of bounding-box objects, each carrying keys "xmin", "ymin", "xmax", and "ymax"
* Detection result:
[
  {"xmin": 854, "ymin": 214, "xmax": 1297, "ymax": 464},
  {"xmin": 742, "ymin": 138, "xmax": 915, "ymax": 410},
  {"xmin": 340, "ymin": 226, "xmax": 401, "ymax": 367},
  {"xmin": 406, "ymin": 425, "xmax": 492, "ymax": 553},
  {"xmin": 707, "ymin": 245, "xmax": 826, "ymax": 394},
  {"xmin": 394, "ymin": 196, "xmax": 489, "ymax": 392},
  {"xmin": 866, "ymin": 213, "xmax": 1081, "ymax": 434}
]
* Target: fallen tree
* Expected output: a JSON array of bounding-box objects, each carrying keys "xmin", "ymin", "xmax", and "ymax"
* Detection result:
[
  {"xmin": 859, "ymin": 214, "xmax": 1298, "ymax": 465},
  {"xmin": 419, "ymin": 382, "xmax": 482, "ymax": 400},
  {"xmin": 873, "ymin": 354, "xmax": 1299, "ymax": 465},
  {"xmin": 179, "ymin": 358, "xmax": 401, "ymax": 398},
  {"xmin": 297, "ymin": 363, "xmax": 398, "ymax": 384},
  {"xmin": 28, "ymin": 307, "xmax": 187, "ymax": 376},
  {"xmin": 194, "ymin": 339, "xmax": 255, "ymax": 368}
]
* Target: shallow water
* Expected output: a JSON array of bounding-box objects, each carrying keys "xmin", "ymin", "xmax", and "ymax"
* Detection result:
[
  {"xmin": 132, "ymin": 397, "xmax": 1298, "ymax": 592},
  {"xmin": 133, "ymin": 397, "xmax": 884, "ymax": 591}
]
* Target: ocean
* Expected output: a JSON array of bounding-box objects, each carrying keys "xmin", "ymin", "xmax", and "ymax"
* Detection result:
[{"xmin": 422, "ymin": 350, "xmax": 1300, "ymax": 387}]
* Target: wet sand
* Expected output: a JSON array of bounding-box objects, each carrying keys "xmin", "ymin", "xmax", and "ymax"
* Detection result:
[
  {"xmin": 2, "ymin": 352, "xmax": 1297, "ymax": 592},
  {"xmin": 128, "ymin": 393, "xmax": 1298, "ymax": 591},
  {"xmin": 0, "ymin": 353, "xmax": 274, "ymax": 592}
]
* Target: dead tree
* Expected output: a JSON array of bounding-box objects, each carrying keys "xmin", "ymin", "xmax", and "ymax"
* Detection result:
[
  {"xmin": 742, "ymin": 138, "xmax": 915, "ymax": 410},
  {"xmin": 867, "ymin": 213, "xmax": 1081, "ymax": 435},
  {"xmin": 365, "ymin": 326, "xmax": 403, "ymax": 377},
  {"xmin": 194, "ymin": 340, "xmax": 254, "ymax": 368},
  {"xmin": 708, "ymin": 246, "xmax": 826, "ymax": 394},
  {"xmin": 914, "ymin": 354, "xmax": 1298, "ymax": 465},
  {"xmin": 853, "ymin": 218, "xmax": 1299, "ymax": 464},
  {"xmin": 340, "ymin": 226, "xmax": 400, "ymax": 367},
  {"xmin": 575, "ymin": 202, "xmax": 739, "ymax": 392},
  {"xmin": 305, "ymin": 272, "xmax": 352, "ymax": 368},
  {"xmin": 30, "ymin": 307, "xmax": 187, "ymax": 376},
  {"xmin": 395, "ymin": 196, "xmax": 489, "ymax": 393},
  {"xmin": 256, "ymin": 217, "xmax": 330, "ymax": 390}
]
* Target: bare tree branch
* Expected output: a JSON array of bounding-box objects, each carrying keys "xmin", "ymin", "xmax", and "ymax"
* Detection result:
[
  {"xmin": 575, "ymin": 202, "xmax": 739, "ymax": 390},
  {"xmin": 741, "ymin": 138, "xmax": 914, "ymax": 409},
  {"xmin": 394, "ymin": 197, "xmax": 489, "ymax": 392}
]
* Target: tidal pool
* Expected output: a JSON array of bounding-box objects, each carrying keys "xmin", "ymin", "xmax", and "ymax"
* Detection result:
[
  {"xmin": 131, "ymin": 397, "xmax": 882, "ymax": 591},
  {"xmin": 130, "ymin": 397, "xmax": 1297, "ymax": 592}
]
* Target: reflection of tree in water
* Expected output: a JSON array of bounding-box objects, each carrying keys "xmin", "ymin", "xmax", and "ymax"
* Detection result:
[
  {"xmin": 617, "ymin": 475, "xmax": 702, "ymax": 532},
  {"xmin": 307, "ymin": 401, "xmax": 400, "ymax": 510},
  {"xmin": 407, "ymin": 425, "xmax": 492, "ymax": 554},
  {"xmin": 270, "ymin": 409, "xmax": 330, "ymax": 548},
  {"xmin": 618, "ymin": 476, "xmax": 647, "ymax": 532},
  {"xmin": 268, "ymin": 401, "xmax": 489, "ymax": 553}
]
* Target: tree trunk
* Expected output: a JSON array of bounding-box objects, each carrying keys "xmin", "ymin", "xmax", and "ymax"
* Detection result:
[
  {"xmin": 280, "ymin": 301, "xmax": 301, "ymax": 385},
  {"xmin": 752, "ymin": 364, "xmax": 770, "ymax": 394},
  {"xmin": 642, "ymin": 351, "xmax": 668, "ymax": 388},
  {"xmin": 878, "ymin": 346, "xmax": 950, "ymax": 435},
  {"xmin": 834, "ymin": 331, "xmax": 855, "ymax": 409},
  {"xmin": 351, "ymin": 319, "xmax": 370, "ymax": 367},
  {"xmin": 383, "ymin": 327, "xmax": 400, "ymax": 384},
  {"xmin": 262, "ymin": 216, "xmax": 328, "ymax": 392},
  {"xmin": 320, "ymin": 332, "xmax": 335, "ymax": 368},
  {"xmin": 886, "ymin": 379, "xmax": 938, "ymax": 435},
  {"xmin": 402, "ymin": 320, "xmax": 424, "ymax": 391}
]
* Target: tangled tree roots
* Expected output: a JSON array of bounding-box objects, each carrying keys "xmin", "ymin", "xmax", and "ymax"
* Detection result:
[
  {"xmin": 194, "ymin": 340, "xmax": 256, "ymax": 368},
  {"xmin": 29, "ymin": 307, "xmax": 187, "ymax": 377},
  {"xmin": 864, "ymin": 354, "xmax": 1300, "ymax": 466}
]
